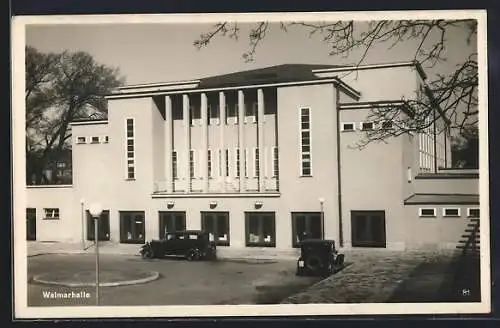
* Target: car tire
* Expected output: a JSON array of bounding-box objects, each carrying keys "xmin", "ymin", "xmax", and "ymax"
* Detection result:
[
  {"xmin": 187, "ymin": 249, "xmax": 201, "ymax": 261},
  {"xmin": 306, "ymin": 255, "xmax": 323, "ymax": 273},
  {"xmin": 142, "ymin": 248, "xmax": 154, "ymax": 259}
]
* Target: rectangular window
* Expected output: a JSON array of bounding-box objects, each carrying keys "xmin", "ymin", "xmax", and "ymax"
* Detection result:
[
  {"xmin": 125, "ymin": 118, "xmax": 135, "ymax": 179},
  {"xmin": 381, "ymin": 121, "xmax": 393, "ymax": 130},
  {"xmin": 341, "ymin": 122, "xmax": 355, "ymax": 132},
  {"xmin": 76, "ymin": 136, "xmax": 86, "ymax": 144},
  {"xmin": 300, "ymin": 107, "xmax": 312, "ymax": 176},
  {"xmin": 43, "ymin": 208, "xmax": 60, "ymax": 220},
  {"xmin": 91, "ymin": 136, "xmax": 100, "ymax": 144},
  {"xmin": 443, "ymin": 208, "xmax": 461, "ymax": 217},
  {"xmin": 86, "ymin": 210, "xmax": 110, "ymax": 241},
  {"xmin": 104, "ymin": 136, "xmax": 109, "ymax": 143},
  {"xmin": 172, "ymin": 151, "xmax": 178, "ymax": 179},
  {"xmin": 218, "ymin": 149, "xmax": 223, "ymax": 177},
  {"xmin": 189, "ymin": 150, "xmax": 196, "ymax": 178},
  {"xmin": 208, "ymin": 149, "xmax": 213, "ymax": 178},
  {"xmin": 245, "ymin": 102, "xmax": 257, "ymax": 123},
  {"xmin": 245, "ymin": 148, "xmax": 249, "ymax": 177},
  {"xmin": 272, "ymin": 147, "xmax": 279, "ymax": 177},
  {"xmin": 119, "ymin": 211, "xmax": 145, "ymax": 244},
  {"xmin": 190, "ymin": 106, "xmax": 200, "ymax": 126},
  {"xmin": 419, "ymin": 208, "xmax": 436, "ymax": 217},
  {"xmin": 467, "ymin": 208, "xmax": 480, "ymax": 218},
  {"xmin": 291, "ymin": 212, "xmax": 323, "ymax": 247},
  {"xmin": 245, "ymin": 212, "xmax": 276, "ymax": 247},
  {"xmin": 360, "ymin": 122, "xmax": 374, "ymax": 131},
  {"xmin": 253, "ymin": 147, "xmax": 260, "ymax": 177},
  {"xmin": 235, "ymin": 148, "xmax": 240, "ymax": 177},
  {"xmin": 159, "ymin": 211, "xmax": 186, "ymax": 238},
  {"xmin": 201, "ymin": 212, "xmax": 230, "ymax": 246},
  {"xmin": 225, "ymin": 149, "xmax": 230, "ymax": 177},
  {"xmin": 226, "ymin": 103, "xmax": 238, "ymax": 124}
]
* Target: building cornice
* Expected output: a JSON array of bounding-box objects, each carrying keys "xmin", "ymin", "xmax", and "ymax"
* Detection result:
[{"xmin": 105, "ymin": 77, "xmax": 361, "ymax": 101}]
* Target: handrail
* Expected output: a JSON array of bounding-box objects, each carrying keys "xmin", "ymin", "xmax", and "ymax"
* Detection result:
[{"xmin": 461, "ymin": 219, "xmax": 480, "ymax": 258}]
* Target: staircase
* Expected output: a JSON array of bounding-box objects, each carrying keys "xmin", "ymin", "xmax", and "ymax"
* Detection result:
[{"xmin": 456, "ymin": 217, "xmax": 480, "ymax": 256}]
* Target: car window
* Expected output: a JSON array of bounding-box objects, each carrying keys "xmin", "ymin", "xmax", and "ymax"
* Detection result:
[
  {"xmin": 189, "ymin": 234, "xmax": 198, "ymax": 240},
  {"xmin": 166, "ymin": 234, "xmax": 174, "ymax": 240}
]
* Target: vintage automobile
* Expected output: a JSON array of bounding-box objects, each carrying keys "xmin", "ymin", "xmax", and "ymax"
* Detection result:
[
  {"xmin": 139, "ymin": 230, "xmax": 217, "ymax": 261},
  {"xmin": 296, "ymin": 239, "xmax": 345, "ymax": 277}
]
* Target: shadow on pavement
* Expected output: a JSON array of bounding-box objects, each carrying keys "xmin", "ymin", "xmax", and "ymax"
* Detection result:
[{"xmin": 387, "ymin": 252, "xmax": 481, "ymax": 303}]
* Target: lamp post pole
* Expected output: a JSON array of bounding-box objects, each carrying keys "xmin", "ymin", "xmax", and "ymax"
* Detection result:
[
  {"xmin": 94, "ymin": 215, "xmax": 100, "ymax": 306},
  {"xmin": 319, "ymin": 198, "xmax": 325, "ymax": 240},
  {"xmin": 80, "ymin": 199, "xmax": 85, "ymax": 250}
]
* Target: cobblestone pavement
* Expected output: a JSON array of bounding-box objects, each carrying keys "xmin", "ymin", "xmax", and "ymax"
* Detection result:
[{"xmin": 282, "ymin": 249, "xmax": 471, "ymax": 304}]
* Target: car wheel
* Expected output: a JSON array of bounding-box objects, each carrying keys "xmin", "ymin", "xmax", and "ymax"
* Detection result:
[
  {"xmin": 335, "ymin": 254, "xmax": 345, "ymax": 266},
  {"xmin": 306, "ymin": 255, "xmax": 323, "ymax": 273},
  {"xmin": 187, "ymin": 249, "xmax": 201, "ymax": 261},
  {"xmin": 142, "ymin": 248, "xmax": 154, "ymax": 259}
]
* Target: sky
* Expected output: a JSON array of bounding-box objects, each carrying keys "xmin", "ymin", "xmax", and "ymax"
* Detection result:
[{"xmin": 25, "ymin": 19, "xmax": 477, "ymax": 86}]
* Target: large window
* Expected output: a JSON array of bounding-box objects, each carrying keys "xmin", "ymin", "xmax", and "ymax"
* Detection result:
[
  {"xmin": 291, "ymin": 212, "xmax": 323, "ymax": 247},
  {"xmin": 245, "ymin": 212, "xmax": 276, "ymax": 247},
  {"xmin": 235, "ymin": 148, "xmax": 240, "ymax": 177},
  {"xmin": 253, "ymin": 147, "xmax": 260, "ymax": 177},
  {"xmin": 201, "ymin": 212, "xmax": 230, "ymax": 246},
  {"xmin": 26, "ymin": 208, "xmax": 36, "ymax": 241},
  {"xmin": 299, "ymin": 107, "xmax": 312, "ymax": 176},
  {"xmin": 172, "ymin": 151, "xmax": 178, "ymax": 179},
  {"xmin": 86, "ymin": 210, "xmax": 110, "ymax": 241},
  {"xmin": 189, "ymin": 150, "xmax": 196, "ymax": 178},
  {"xmin": 272, "ymin": 146, "xmax": 279, "ymax": 177},
  {"xmin": 126, "ymin": 118, "xmax": 135, "ymax": 179},
  {"xmin": 159, "ymin": 211, "xmax": 186, "ymax": 239},
  {"xmin": 119, "ymin": 211, "xmax": 145, "ymax": 244}
]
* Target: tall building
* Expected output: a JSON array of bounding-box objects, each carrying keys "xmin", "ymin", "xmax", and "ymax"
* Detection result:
[{"xmin": 25, "ymin": 61, "xmax": 480, "ymax": 253}]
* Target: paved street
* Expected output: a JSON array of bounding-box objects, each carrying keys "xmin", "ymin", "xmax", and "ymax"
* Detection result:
[{"xmin": 28, "ymin": 253, "xmax": 321, "ymax": 306}]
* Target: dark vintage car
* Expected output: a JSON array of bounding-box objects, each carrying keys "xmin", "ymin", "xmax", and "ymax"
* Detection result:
[
  {"xmin": 140, "ymin": 230, "xmax": 217, "ymax": 261},
  {"xmin": 296, "ymin": 239, "xmax": 345, "ymax": 277}
]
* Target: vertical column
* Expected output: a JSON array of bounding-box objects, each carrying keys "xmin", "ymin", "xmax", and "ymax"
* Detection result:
[
  {"xmin": 219, "ymin": 92, "xmax": 226, "ymax": 192},
  {"xmin": 257, "ymin": 88, "xmax": 265, "ymax": 192},
  {"xmin": 183, "ymin": 94, "xmax": 191, "ymax": 192},
  {"xmin": 238, "ymin": 90, "xmax": 246, "ymax": 192},
  {"xmin": 201, "ymin": 93, "xmax": 209, "ymax": 192},
  {"xmin": 165, "ymin": 95, "xmax": 173, "ymax": 193}
]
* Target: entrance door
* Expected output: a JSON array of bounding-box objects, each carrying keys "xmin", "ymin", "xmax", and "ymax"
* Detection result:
[
  {"xmin": 86, "ymin": 210, "xmax": 110, "ymax": 241},
  {"xmin": 26, "ymin": 208, "xmax": 36, "ymax": 241},
  {"xmin": 159, "ymin": 211, "xmax": 186, "ymax": 238},
  {"xmin": 351, "ymin": 210, "xmax": 386, "ymax": 248},
  {"xmin": 119, "ymin": 211, "xmax": 146, "ymax": 244}
]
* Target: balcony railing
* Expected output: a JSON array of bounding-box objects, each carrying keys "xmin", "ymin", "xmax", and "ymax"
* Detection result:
[{"xmin": 152, "ymin": 176, "xmax": 279, "ymax": 194}]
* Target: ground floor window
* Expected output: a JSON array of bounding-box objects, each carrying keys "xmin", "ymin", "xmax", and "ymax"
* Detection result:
[
  {"xmin": 351, "ymin": 210, "xmax": 386, "ymax": 248},
  {"xmin": 26, "ymin": 208, "xmax": 36, "ymax": 241},
  {"xmin": 86, "ymin": 210, "xmax": 110, "ymax": 241},
  {"xmin": 245, "ymin": 212, "xmax": 276, "ymax": 247},
  {"xmin": 291, "ymin": 212, "xmax": 323, "ymax": 247},
  {"xmin": 201, "ymin": 212, "xmax": 230, "ymax": 246},
  {"xmin": 159, "ymin": 211, "xmax": 186, "ymax": 239},
  {"xmin": 119, "ymin": 211, "xmax": 145, "ymax": 244}
]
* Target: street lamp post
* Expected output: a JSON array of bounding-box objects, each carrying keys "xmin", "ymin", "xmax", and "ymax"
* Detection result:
[
  {"xmin": 88, "ymin": 202, "xmax": 103, "ymax": 306},
  {"xmin": 319, "ymin": 198, "xmax": 325, "ymax": 240},
  {"xmin": 80, "ymin": 199, "xmax": 85, "ymax": 250}
]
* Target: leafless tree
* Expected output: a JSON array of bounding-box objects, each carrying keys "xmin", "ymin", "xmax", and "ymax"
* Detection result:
[
  {"xmin": 26, "ymin": 46, "xmax": 125, "ymax": 184},
  {"xmin": 194, "ymin": 20, "xmax": 478, "ymax": 148}
]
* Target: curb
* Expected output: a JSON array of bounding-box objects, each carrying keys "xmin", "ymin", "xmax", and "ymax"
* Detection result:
[{"xmin": 31, "ymin": 271, "xmax": 160, "ymax": 288}]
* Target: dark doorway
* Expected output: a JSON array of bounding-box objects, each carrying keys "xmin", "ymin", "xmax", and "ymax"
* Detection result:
[
  {"xmin": 26, "ymin": 208, "xmax": 36, "ymax": 241},
  {"xmin": 351, "ymin": 210, "xmax": 386, "ymax": 248},
  {"xmin": 119, "ymin": 211, "xmax": 146, "ymax": 244},
  {"xmin": 86, "ymin": 210, "xmax": 110, "ymax": 241},
  {"xmin": 201, "ymin": 212, "xmax": 230, "ymax": 246},
  {"xmin": 159, "ymin": 211, "xmax": 186, "ymax": 239}
]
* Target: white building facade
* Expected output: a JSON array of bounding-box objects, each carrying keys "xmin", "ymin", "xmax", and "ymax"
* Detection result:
[{"xmin": 25, "ymin": 62, "xmax": 480, "ymax": 253}]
